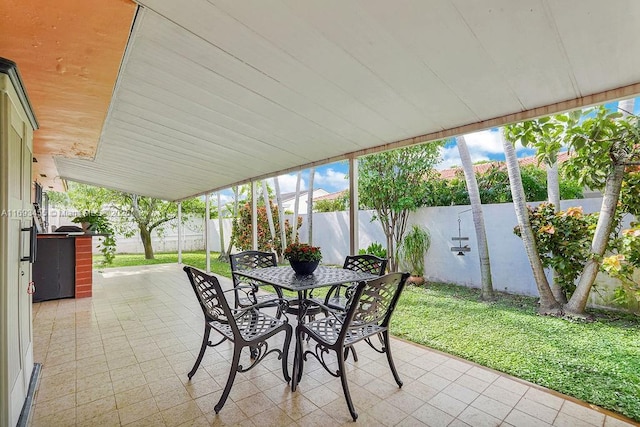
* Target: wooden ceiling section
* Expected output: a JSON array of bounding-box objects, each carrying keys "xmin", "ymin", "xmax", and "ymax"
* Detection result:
[{"xmin": 0, "ymin": 0, "xmax": 136, "ymax": 190}]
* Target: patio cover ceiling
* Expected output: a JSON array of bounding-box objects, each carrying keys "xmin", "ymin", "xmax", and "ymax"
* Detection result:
[{"xmin": 16, "ymin": 1, "xmax": 640, "ymax": 201}]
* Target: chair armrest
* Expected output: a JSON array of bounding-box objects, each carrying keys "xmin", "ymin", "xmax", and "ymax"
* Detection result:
[
  {"xmin": 232, "ymin": 298, "xmax": 290, "ymax": 320},
  {"xmin": 323, "ymin": 283, "xmax": 356, "ymax": 305},
  {"xmin": 300, "ymin": 298, "xmax": 345, "ymax": 318}
]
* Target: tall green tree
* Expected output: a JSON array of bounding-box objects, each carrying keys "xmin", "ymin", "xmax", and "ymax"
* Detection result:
[
  {"xmin": 56, "ymin": 183, "xmax": 206, "ymax": 259},
  {"xmin": 562, "ymin": 104, "xmax": 639, "ymax": 315},
  {"xmin": 503, "ymin": 102, "xmax": 640, "ymax": 316},
  {"xmin": 359, "ymin": 142, "xmax": 443, "ymax": 272},
  {"xmin": 427, "ymin": 164, "xmax": 582, "ymax": 207}
]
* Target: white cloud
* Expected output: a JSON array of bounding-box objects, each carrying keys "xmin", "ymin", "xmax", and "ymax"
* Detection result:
[
  {"xmin": 461, "ymin": 129, "xmax": 504, "ymax": 153},
  {"xmin": 437, "ymin": 129, "xmax": 528, "ymax": 170},
  {"xmin": 216, "ymin": 192, "xmax": 234, "ymax": 205},
  {"xmin": 269, "ymin": 174, "xmax": 307, "ymax": 193},
  {"xmin": 313, "ymin": 168, "xmax": 348, "ymax": 191}
]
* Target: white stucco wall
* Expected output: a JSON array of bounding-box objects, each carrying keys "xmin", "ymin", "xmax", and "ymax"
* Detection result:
[{"xmin": 62, "ymin": 198, "xmax": 636, "ymax": 311}]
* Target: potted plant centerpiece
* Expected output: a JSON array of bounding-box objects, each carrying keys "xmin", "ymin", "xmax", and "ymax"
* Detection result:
[
  {"xmin": 72, "ymin": 211, "xmax": 117, "ymax": 265},
  {"xmin": 72, "ymin": 211, "xmax": 106, "ymax": 232},
  {"xmin": 399, "ymin": 224, "xmax": 431, "ymax": 285},
  {"xmin": 284, "ymin": 242, "xmax": 322, "ymax": 275}
]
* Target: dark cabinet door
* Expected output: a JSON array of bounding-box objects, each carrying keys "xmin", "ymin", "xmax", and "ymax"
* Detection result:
[
  {"xmin": 32, "ymin": 237, "xmax": 75, "ymax": 302},
  {"xmin": 57, "ymin": 238, "xmax": 75, "ymax": 298}
]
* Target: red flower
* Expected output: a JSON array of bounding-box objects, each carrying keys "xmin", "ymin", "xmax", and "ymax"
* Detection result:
[{"xmin": 283, "ymin": 242, "xmax": 322, "ymax": 262}]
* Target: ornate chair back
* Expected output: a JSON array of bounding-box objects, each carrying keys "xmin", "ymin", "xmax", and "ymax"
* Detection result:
[
  {"xmin": 324, "ymin": 254, "xmax": 388, "ymax": 311},
  {"xmin": 342, "ymin": 254, "xmax": 387, "ymax": 276},
  {"xmin": 230, "ymin": 250, "xmax": 281, "ymax": 308}
]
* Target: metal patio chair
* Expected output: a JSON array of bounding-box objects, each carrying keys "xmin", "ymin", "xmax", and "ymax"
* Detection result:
[
  {"xmin": 323, "ymin": 254, "xmax": 388, "ymax": 311},
  {"xmin": 184, "ymin": 266, "xmax": 292, "ymax": 413},
  {"xmin": 297, "ymin": 272, "xmax": 409, "ymax": 421},
  {"xmin": 230, "ymin": 251, "xmax": 285, "ymax": 316},
  {"xmin": 321, "ymin": 254, "xmax": 387, "ymax": 361}
]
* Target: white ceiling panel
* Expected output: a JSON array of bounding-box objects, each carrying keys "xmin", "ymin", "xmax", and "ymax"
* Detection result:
[{"xmin": 55, "ymin": 0, "xmax": 640, "ymax": 201}]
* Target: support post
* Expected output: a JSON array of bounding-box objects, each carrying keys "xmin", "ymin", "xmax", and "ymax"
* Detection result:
[
  {"xmin": 177, "ymin": 202, "xmax": 182, "ymax": 264},
  {"xmin": 205, "ymin": 193, "xmax": 211, "ymax": 273},
  {"xmin": 217, "ymin": 192, "xmax": 224, "ymax": 258},
  {"xmin": 251, "ymin": 181, "xmax": 258, "ymax": 250},
  {"xmin": 349, "ymin": 156, "xmax": 359, "ymax": 255}
]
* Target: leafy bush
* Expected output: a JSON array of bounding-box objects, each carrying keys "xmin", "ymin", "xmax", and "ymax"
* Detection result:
[
  {"xmin": 231, "ymin": 202, "xmax": 299, "ymax": 256},
  {"xmin": 514, "ymin": 203, "xmax": 618, "ymax": 297},
  {"xmin": 399, "ymin": 225, "xmax": 431, "ymax": 276},
  {"xmin": 602, "ymin": 224, "xmax": 640, "ymax": 306},
  {"xmin": 359, "ymin": 242, "xmax": 387, "ymax": 259},
  {"xmin": 427, "ymin": 164, "xmax": 583, "ymax": 206}
]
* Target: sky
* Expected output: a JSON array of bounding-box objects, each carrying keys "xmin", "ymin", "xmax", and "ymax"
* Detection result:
[
  {"xmin": 265, "ymin": 128, "xmax": 534, "ymax": 195},
  {"xmin": 215, "ymin": 98, "xmax": 640, "ymax": 202},
  {"xmin": 214, "ymin": 129, "xmax": 531, "ymax": 204}
]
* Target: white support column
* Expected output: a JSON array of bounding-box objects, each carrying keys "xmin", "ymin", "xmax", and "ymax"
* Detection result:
[
  {"xmin": 177, "ymin": 202, "xmax": 183, "ymax": 264},
  {"xmin": 251, "ymin": 181, "xmax": 258, "ymax": 250},
  {"xmin": 349, "ymin": 156, "xmax": 359, "ymax": 255},
  {"xmin": 217, "ymin": 192, "xmax": 224, "ymax": 257},
  {"xmin": 205, "ymin": 193, "xmax": 211, "ymax": 273}
]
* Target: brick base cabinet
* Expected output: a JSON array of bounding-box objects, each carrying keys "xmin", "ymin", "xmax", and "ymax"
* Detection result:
[
  {"xmin": 74, "ymin": 236, "xmax": 93, "ymax": 298},
  {"xmin": 32, "ymin": 234, "xmax": 96, "ymax": 302}
]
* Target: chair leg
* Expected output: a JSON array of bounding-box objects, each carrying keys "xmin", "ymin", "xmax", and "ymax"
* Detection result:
[
  {"xmin": 281, "ymin": 325, "xmax": 292, "ymax": 382},
  {"xmin": 188, "ymin": 324, "xmax": 211, "ymax": 379},
  {"xmin": 344, "ymin": 345, "xmax": 358, "ymax": 362},
  {"xmin": 292, "ymin": 325, "xmax": 305, "ymax": 391},
  {"xmin": 382, "ymin": 330, "xmax": 403, "ymax": 387},
  {"xmin": 214, "ymin": 345, "xmax": 242, "ymax": 413},
  {"xmin": 337, "ymin": 349, "xmax": 358, "ymax": 421}
]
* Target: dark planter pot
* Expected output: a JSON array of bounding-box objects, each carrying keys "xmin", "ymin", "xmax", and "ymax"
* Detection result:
[{"xmin": 289, "ymin": 260, "xmax": 319, "ymax": 275}]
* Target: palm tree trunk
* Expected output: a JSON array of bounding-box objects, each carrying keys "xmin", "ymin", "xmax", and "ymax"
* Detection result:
[
  {"xmin": 274, "ymin": 178, "xmax": 287, "ymax": 262},
  {"xmin": 565, "ymin": 97, "xmax": 636, "ymax": 315},
  {"xmin": 261, "ymin": 181, "xmax": 276, "ymax": 250},
  {"xmin": 225, "ymin": 186, "xmax": 238, "ymax": 256},
  {"xmin": 546, "ymin": 161, "xmax": 567, "ymax": 303},
  {"xmin": 501, "ymin": 129, "xmax": 561, "ymax": 314},
  {"xmin": 565, "ymin": 163, "xmax": 625, "ymax": 315},
  {"xmin": 546, "ymin": 162, "xmax": 561, "ymax": 209},
  {"xmin": 457, "ymin": 136, "xmax": 494, "ymax": 300}
]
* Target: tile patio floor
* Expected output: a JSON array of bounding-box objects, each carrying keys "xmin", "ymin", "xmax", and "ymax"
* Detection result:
[{"xmin": 29, "ymin": 264, "xmax": 638, "ymax": 426}]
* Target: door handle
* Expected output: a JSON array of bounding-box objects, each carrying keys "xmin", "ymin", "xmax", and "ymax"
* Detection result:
[{"xmin": 21, "ymin": 224, "xmax": 37, "ymax": 263}]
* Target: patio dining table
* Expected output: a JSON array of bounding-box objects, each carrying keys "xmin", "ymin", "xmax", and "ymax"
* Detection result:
[{"xmin": 232, "ymin": 265, "xmax": 377, "ymax": 390}]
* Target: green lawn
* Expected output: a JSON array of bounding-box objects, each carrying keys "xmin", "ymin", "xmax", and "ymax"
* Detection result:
[{"xmin": 97, "ymin": 251, "xmax": 640, "ymax": 422}]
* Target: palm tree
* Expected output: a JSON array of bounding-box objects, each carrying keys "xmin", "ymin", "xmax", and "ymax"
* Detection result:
[
  {"xmin": 273, "ymin": 177, "xmax": 287, "ymax": 262},
  {"xmin": 564, "ymin": 98, "xmax": 636, "ymax": 316},
  {"xmin": 500, "ymin": 128, "xmax": 562, "ymax": 314},
  {"xmin": 456, "ymin": 136, "xmax": 494, "ymax": 300}
]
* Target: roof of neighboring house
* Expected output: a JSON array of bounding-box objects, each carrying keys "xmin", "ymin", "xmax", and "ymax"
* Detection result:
[
  {"xmin": 279, "ymin": 189, "xmax": 329, "ymax": 203},
  {"xmin": 439, "ymin": 151, "xmax": 571, "ymax": 179},
  {"xmin": 313, "ymin": 190, "xmax": 347, "ymax": 202}
]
